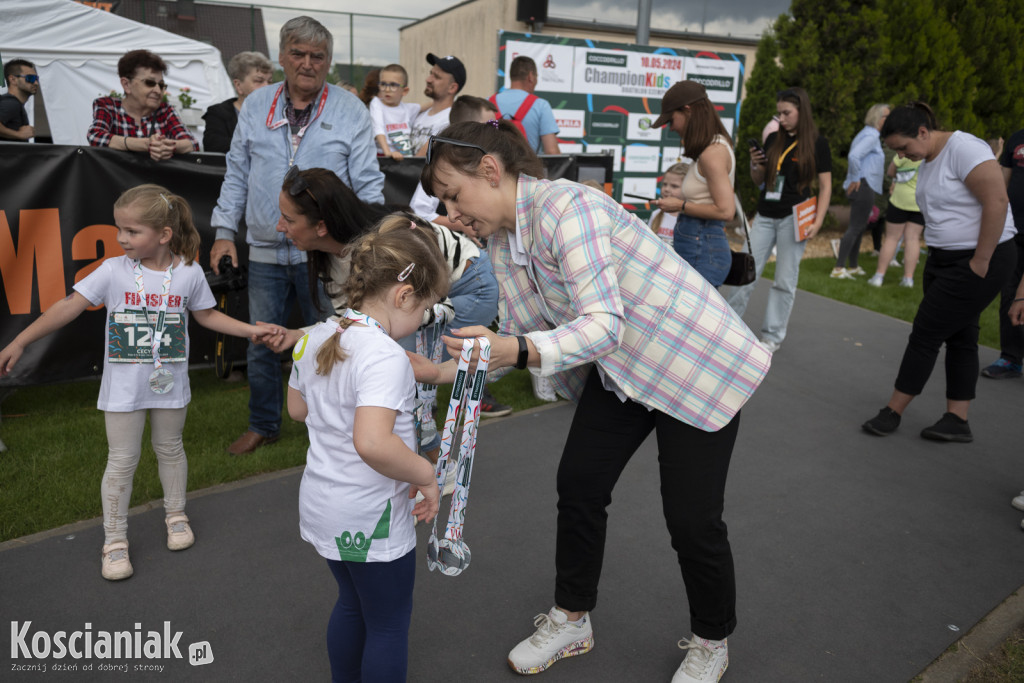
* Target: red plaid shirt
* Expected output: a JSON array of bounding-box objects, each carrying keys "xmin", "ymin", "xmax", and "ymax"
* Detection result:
[{"xmin": 87, "ymin": 97, "xmax": 198, "ymax": 149}]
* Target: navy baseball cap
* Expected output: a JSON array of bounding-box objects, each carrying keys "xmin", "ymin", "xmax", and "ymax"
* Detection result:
[{"xmin": 426, "ymin": 53, "xmax": 466, "ymax": 92}]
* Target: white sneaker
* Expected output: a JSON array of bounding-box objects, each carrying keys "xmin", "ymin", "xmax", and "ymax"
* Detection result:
[
  {"xmin": 166, "ymin": 513, "xmax": 195, "ymax": 551},
  {"xmin": 1012, "ymin": 491, "xmax": 1024, "ymax": 511},
  {"xmin": 760, "ymin": 338, "xmax": 780, "ymax": 353},
  {"xmin": 847, "ymin": 266, "xmax": 867, "ymax": 276},
  {"xmin": 830, "ymin": 267, "xmax": 854, "ymax": 280},
  {"xmin": 531, "ymin": 374, "xmax": 559, "ymax": 402},
  {"xmin": 507, "ymin": 607, "xmax": 594, "ymax": 674},
  {"xmin": 889, "ymin": 257, "xmax": 901, "ymax": 267},
  {"xmin": 101, "ymin": 541, "xmax": 133, "ymax": 581},
  {"xmin": 672, "ymin": 636, "xmax": 728, "ymax": 683},
  {"xmin": 867, "ymin": 273, "xmax": 884, "ymax": 287},
  {"xmin": 899, "ymin": 277, "xmax": 914, "ymax": 288}
]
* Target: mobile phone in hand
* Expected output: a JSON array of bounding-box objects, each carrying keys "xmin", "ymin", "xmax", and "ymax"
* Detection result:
[{"xmin": 746, "ymin": 138, "xmax": 764, "ymax": 156}]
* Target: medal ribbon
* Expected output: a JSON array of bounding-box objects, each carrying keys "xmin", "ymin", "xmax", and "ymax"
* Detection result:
[
  {"xmin": 414, "ymin": 304, "xmax": 454, "ymax": 451},
  {"xmin": 132, "ymin": 260, "xmax": 174, "ymax": 371},
  {"xmin": 427, "ymin": 336, "xmax": 490, "ymax": 577}
]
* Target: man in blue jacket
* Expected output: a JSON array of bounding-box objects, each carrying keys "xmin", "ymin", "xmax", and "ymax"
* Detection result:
[{"xmin": 209, "ymin": 16, "xmax": 385, "ymax": 454}]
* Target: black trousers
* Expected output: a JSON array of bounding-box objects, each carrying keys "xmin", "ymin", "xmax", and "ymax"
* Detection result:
[
  {"xmin": 995, "ymin": 233, "xmax": 1024, "ymax": 365},
  {"xmin": 554, "ymin": 368, "xmax": 740, "ymax": 640},
  {"xmin": 895, "ymin": 240, "xmax": 1017, "ymax": 399}
]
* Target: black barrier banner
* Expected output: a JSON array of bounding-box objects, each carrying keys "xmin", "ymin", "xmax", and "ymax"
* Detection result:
[{"xmin": 1, "ymin": 144, "xmax": 611, "ymax": 388}]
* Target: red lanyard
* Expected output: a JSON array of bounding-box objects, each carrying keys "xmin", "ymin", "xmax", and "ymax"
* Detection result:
[{"xmin": 265, "ymin": 83, "xmax": 329, "ymax": 140}]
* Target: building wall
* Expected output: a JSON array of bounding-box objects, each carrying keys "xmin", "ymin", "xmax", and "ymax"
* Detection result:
[{"xmin": 400, "ymin": 0, "xmax": 757, "ymax": 105}]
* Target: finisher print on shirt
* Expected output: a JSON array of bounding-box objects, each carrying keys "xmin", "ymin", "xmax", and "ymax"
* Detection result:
[{"xmin": 335, "ymin": 500, "xmax": 392, "ymax": 562}]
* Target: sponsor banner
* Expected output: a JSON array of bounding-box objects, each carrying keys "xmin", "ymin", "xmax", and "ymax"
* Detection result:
[
  {"xmin": 557, "ymin": 142, "xmax": 584, "ymax": 154},
  {"xmin": 682, "ymin": 57, "xmax": 741, "ymax": 104},
  {"xmin": 572, "ymin": 46, "xmax": 680, "ymax": 98},
  {"xmin": 588, "ymin": 112, "xmax": 625, "ymax": 139},
  {"xmin": 627, "ymin": 112, "xmax": 662, "ymax": 141},
  {"xmin": 554, "ymin": 109, "xmax": 586, "ymax": 138},
  {"xmin": 623, "ymin": 144, "xmax": 661, "ymax": 173},
  {"xmin": 721, "ymin": 117, "xmax": 735, "ymax": 137},
  {"xmin": 583, "ymin": 143, "xmax": 622, "ymax": 172},
  {"xmin": 661, "ymin": 147, "xmax": 694, "ymax": 172},
  {"xmin": 620, "ymin": 176, "xmax": 659, "ymax": 205},
  {"xmin": 503, "ymin": 40, "xmax": 575, "ymax": 93}
]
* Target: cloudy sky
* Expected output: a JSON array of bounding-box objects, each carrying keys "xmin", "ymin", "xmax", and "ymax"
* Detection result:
[{"xmin": 256, "ymin": 0, "xmax": 789, "ymax": 66}]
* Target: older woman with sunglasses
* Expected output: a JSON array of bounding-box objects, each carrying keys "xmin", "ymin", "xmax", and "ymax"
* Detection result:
[
  {"xmin": 411, "ymin": 121, "xmax": 771, "ymax": 683},
  {"xmin": 87, "ymin": 49, "xmax": 198, "ymax": 161}
]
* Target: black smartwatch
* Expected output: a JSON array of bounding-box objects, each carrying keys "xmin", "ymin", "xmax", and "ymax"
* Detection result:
[{"xmin": 515, "ymin": 335, "xmax": 529, "ymax": 370}]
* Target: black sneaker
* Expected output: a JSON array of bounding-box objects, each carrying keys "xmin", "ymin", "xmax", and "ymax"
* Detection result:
[
  {"xmin": 479, "ymin": 387, "xmax": 512, "ymax": 418},
  {"xmin": 862, "ymin": 407, "xmax": 901, "ymax": 436},
  {"xmin": 920, "ymin": 413, "xmax": 973, "ymax": 443}
]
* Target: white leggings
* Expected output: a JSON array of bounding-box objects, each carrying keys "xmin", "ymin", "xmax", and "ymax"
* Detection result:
[{"xmin": 102, "ymin": 408, "xmax": 188, "ymax": 544}]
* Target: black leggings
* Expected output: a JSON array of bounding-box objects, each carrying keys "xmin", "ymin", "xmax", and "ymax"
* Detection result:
[
  {"xmin": 554, "ymin": 368, "xmax": 740, "ymax": 640},
  {"xmin": 895, "ymin": 241, "xmax": 1017, "ymax": 399}
]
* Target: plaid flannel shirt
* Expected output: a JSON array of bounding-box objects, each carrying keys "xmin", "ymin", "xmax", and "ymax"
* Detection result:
[
  {"xmin": 87, "ymin": 97, "xmax": 198, "ymax": 149},
  {"xmin": 490, "ymin": 176, "xmax": 771, "ymax": 432}
]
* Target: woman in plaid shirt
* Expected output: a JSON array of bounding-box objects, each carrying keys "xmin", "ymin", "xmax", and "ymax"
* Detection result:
[
  {"xmin": 87, "ymin": 50, "xmax": 197, "ymax": 161},
  {"xmin": 415, "ymin": 120, "xmax": 771, "ymax": 683}
]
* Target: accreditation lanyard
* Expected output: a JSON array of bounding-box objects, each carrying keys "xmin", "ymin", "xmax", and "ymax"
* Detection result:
[
  {"xmin": 777, "ymin": 139, "xmax": 798, "ymax": 173},
  {"xmin": 133, "ymin": 260, "xmax": 174, "ymax": 393},
  {"xmin": 133, "ymin": 260, "xmax": 174, "ymax": 368},
  {"xmin": 413, "ymin": 304, "xmax": 454, "ymax": 450},
  {"xmin": 341, "ymin": 308, "xmax": 387, "ymax": 335},
  {"xmin": 427, "ymin": 336, "xmax": 490, "ymax": 577},
  {"xmin": 265, "ymin": 83, "xmax": 329, "ymax": 165}
]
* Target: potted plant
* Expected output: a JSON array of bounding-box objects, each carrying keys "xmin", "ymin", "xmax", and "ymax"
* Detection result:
[{"xmin": 175, "ymin": 87, "xmax": 203, "ymax": 127}]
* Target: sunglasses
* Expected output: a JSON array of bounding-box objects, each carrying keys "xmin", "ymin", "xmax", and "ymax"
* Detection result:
[
  {"xmin": 13, "ymin": 74, "xmax": 40, "ymax": 84},
  {"xmin": 284, "ymin": 165, "xmax": 319, "ymax": 206},
  {"xmin": 378, "ymin": 81, "xmax": 405, "ymax": 91},
  {"xmin": 135, "ymin": 77, "xmax": 168, "ymax": 91},
  {"xmin": 425, "ymin": 136, "xmax": 488, "ymax": 165}
]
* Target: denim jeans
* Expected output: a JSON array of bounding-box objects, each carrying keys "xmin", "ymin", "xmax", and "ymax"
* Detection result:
[
  {"xmin": 247, "ymin": 260, "xmax": 326, "ymax": 437},
  {"xmin": 672, "ymin": 215, "xmax": 732, "ymax": 287},
  {"xmin": 726, "ymin": 212, "xmax": 807, "ymax": 345}
]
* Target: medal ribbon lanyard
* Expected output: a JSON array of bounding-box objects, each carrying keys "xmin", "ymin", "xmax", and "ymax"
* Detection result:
[
  {"xmin": 133, "ymin": 260, "xmax": 175, "ymax": 393},
  {"xmin": 414, "ymin": 304, "xmax": 454, "ymax": 451},
  {"xmin": 265, "ymin": 83, "xmax": 329, "ymax": 166},
  {"xmin": 427, "ymin": 336, "xmax": 490, "ymax": 576}
]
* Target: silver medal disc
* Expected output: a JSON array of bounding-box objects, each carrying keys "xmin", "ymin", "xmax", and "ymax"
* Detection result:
[{"xmin": 149, "ymin": 368, "xmax": 174, "ymax": 394}]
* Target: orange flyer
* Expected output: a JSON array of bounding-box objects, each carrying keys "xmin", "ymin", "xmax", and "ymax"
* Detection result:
[{"xmin": 793, "ymin": 197, "xmax": 817, "ymax": 242}]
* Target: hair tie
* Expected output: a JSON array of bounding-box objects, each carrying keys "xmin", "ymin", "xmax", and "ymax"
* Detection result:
[
  {"xmin": 409, "ymin": 220, "xmax": 417, "ymax": 230},
  {"xmin": 487, "ymin": 119, "xmax": 501, "ymax": 129}
]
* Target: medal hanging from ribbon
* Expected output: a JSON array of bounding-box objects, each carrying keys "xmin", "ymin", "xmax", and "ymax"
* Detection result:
[
  {"xmin": 132, "ymin": 260, "xmax": 175, "ymax": 394},
  {"xmin": 414, "ymin": 304, "xmax": 454, "ymax": 453},
  {"xmin": 427, "ymin": 336, "xmax": 490, "ymax": 577}
]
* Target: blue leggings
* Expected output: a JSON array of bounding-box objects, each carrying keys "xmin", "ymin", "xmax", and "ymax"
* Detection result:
[{"xmin": 325, "ymin": 550, "xmax": 416, "ymax": 683}]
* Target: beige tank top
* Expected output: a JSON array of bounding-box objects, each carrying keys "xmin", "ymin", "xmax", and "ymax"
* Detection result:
[{"xmin": 681, "ymin": 135, "xmax": 735, "ymax": 205}]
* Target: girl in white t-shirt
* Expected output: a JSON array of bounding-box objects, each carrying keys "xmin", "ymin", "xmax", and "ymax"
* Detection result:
[
  {"xmin": 647, "ymin": 162, "xmax": 690, "ymax": 246},
  {"xmin": 287, "ymin": 214, "xmax": 449, "ymax": 682},
  {"xmin": 0, "ymin": 185, "xmax": 281, "ymax": 581}
]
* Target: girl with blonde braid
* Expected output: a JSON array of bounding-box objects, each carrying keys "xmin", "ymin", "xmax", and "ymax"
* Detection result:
[{"xmin": 286, "ymin": 214, "xmax": 450, "ymax": 682}]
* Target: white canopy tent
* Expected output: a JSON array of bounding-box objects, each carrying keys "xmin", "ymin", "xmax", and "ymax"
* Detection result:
[{"xmin": 0, "ymin": 0, "xmax": 233, "ymax": 146}]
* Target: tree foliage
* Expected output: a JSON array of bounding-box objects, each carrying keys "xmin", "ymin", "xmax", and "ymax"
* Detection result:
[{"xmin": 738, "ymin": 0, "xmax": 1024, "ymax": 211}]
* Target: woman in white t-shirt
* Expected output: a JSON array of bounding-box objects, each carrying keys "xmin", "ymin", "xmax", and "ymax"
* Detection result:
[
  {"xmin": 862, "ymin": 102, "xmax": 1017, "ymax": 443},
  {"xmin": 287, "ymin": 215, "xmax": 449, "ymax": 682},
  {"xmin": 0, "ymin": 185, "xmax": 280, "ymax": 581}
]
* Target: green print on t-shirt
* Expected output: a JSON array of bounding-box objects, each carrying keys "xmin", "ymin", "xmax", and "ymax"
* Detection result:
[{"xmin": 335, "ymin": 500, "xmax": 392, "ymax": 562}]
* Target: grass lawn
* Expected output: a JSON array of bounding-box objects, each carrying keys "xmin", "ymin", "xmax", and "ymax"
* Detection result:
[
  {"xmin": 762, "ymin": 253, "xmax": 1002, "ymax": 349},
  {"xmin": 0, "ymin": 367, "xmax": 545, "ymax": 542}
]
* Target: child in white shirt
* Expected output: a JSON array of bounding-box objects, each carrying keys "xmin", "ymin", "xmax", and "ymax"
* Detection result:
[
  {"xmin": 647, "ymin": 162, "xmax": 690, "ymax": 245},
  {"xmin": 287, "ymin": 214, "xmax": 449, "ymax": 681},
  {"xmin": 369, "ymin": 64, "xmax": 421, "ymax": 160},
  {"xmin": 0, "ymin": 184, "xmax": 281, "ymax": 581}
]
